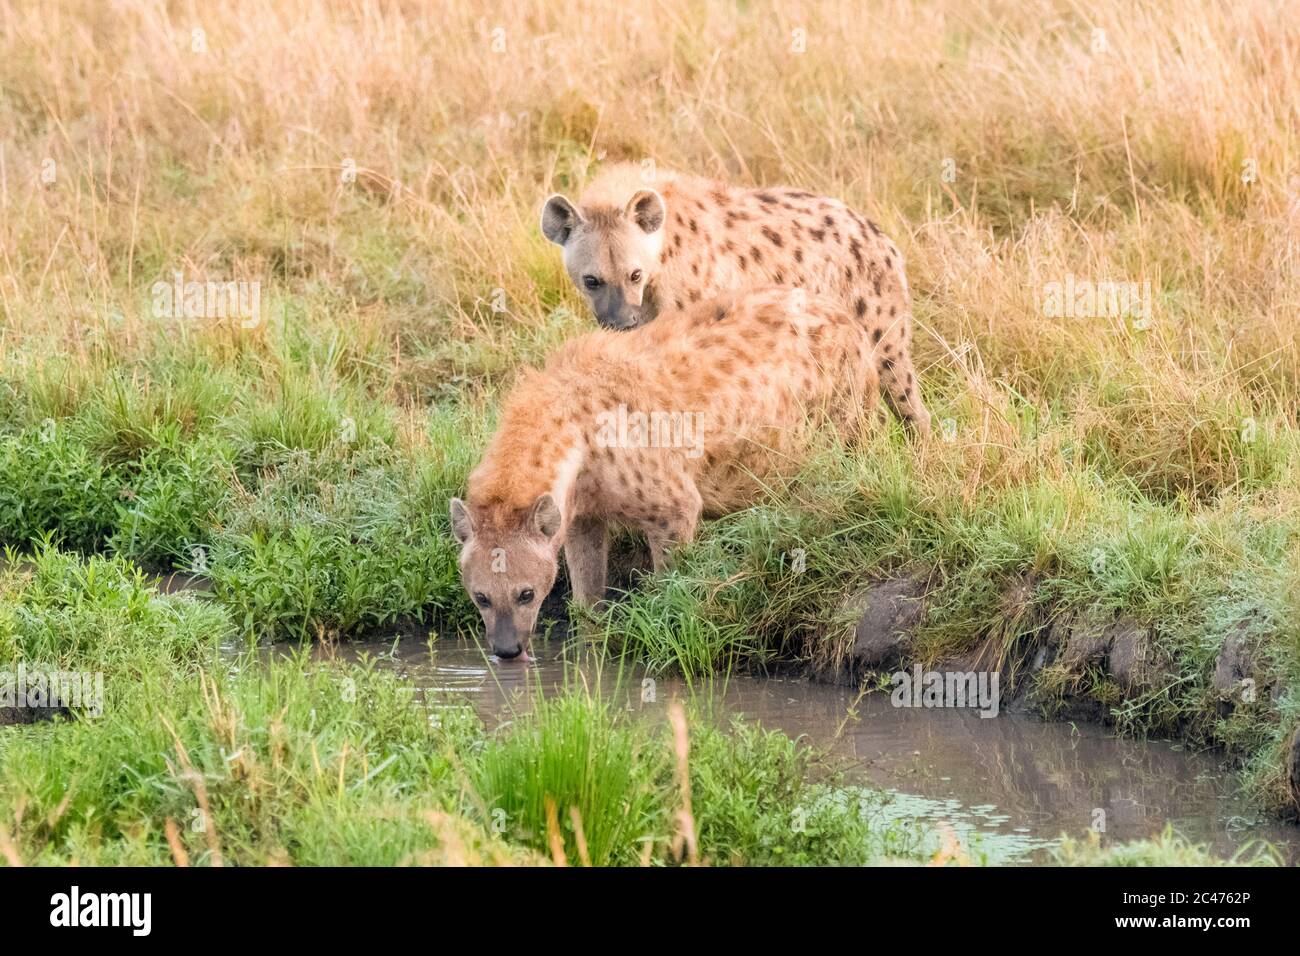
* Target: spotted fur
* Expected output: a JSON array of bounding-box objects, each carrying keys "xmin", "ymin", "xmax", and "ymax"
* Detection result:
[
  {"xmin": 542, "ymin": 164, "xmax": 930, "ymax": 436},
  {"xmin": 450, "ymin": 288, "xmax": 878, "ymax": 657}
]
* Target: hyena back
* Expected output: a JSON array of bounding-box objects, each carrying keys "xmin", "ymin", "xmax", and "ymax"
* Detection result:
[{"xmin": 542, "ymin": 164, "xmax": 930, "ymax": 436}]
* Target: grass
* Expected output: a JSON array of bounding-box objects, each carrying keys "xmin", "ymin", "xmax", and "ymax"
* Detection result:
[
  {"xmin": 4, "ymin": 547, "xmax": 1263, "ymax": 866},
  {"xmin": 1, "ymin": 0, "xmax": 1299, "ymax": 861},
  {"xmin": 0, "ymin": 549, "xmax": 950, "ymax": 866}
]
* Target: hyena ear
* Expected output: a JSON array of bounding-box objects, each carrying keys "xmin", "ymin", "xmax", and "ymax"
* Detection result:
[
  {"xmin": 529, "ymin": 493, "xmax": 563, "ymax": 542},
  {"xmin": 449, "ymin": 498, "xmax": 475, "ymax": 545},
  {"xmin": 626, "ymin": 189, "xmax": 665, "ymax": 234},
  {"xmin": 541, "ymin": 194, "xmax": 582, "ymax": 245}
]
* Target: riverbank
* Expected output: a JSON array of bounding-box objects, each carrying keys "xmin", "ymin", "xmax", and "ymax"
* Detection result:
[{"xmin": 0, "ymin": 549, "xmax": 1285, "ymax": 865}]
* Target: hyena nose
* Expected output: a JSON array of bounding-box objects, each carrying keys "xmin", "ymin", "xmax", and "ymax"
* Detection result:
[
  {"xmin": 494, "ymin": 643, "xmax": 524, "ymax": 660},
  {"xmin": 600, "ymin": 312, "xmax": 639, "ymax": 331}
]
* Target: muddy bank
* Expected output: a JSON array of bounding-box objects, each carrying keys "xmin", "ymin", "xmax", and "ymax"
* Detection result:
[
  {"xmin": 13, "ymin": 553, "xmax": 1295, "ymax": 829},
  {"xmin": 825, "ymin": 570, "xmax": 1300, "ymax": 818},
  {"xmin": 0, "ymin": 704, "xmax": 65, "ymax": 726}
]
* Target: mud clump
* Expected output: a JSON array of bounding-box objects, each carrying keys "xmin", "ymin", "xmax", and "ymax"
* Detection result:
[
  {"xmin": 1106, "ymin": 622, "xmax": 1158, "ymax": 690},
  {"xmin": 0, "ymin": 704, "xmax": 65, "ymax": 726},
  {"xmin": 1288, "ymin": 726, "xmax": 1300, "ymax": 814},
  {"xmin": 1053, "ymin": 612, "xmax": 1172, "ymax": 691},
  {"xmin": 1211, "ymin": 620, "xmax": 1262, "ymax": 705},
  {"xmin": 825, "ymin": 572, "xmax": 929, "ymax": 680}
]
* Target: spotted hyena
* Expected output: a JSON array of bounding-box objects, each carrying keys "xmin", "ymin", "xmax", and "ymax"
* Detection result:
[
  {"xmin": 541, "ymin": 164, "xmax": 930, "ymax": 436},
  {"xmin": 450, "ymin": 287, "xmax": 878, "ymax": 660}
]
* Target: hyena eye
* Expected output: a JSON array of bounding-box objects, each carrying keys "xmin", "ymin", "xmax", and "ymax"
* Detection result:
[
  {"xmin": 517, "ymin": 588, "xmax": 535, "ymax": 605},
  {"xmin": 582, "ymin": 275, "xmax": 602, "ymax": 290},
  {"xmin": 629, "ymin": 269, "xmax": 642, "ymax": 283},
  {"xmin": 473, "ymin": 592, "xmax": 491, "ymax": 609}
]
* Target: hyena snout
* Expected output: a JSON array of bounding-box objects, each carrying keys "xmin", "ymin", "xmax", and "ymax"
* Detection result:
[
  {"xmin": 590, "ymin": 284, "xmax": 645, "ymax": 330},
  {"xmin": 489, "ymin": 617, "xmax": 527, "ymax": 659},
  {"xmin": 597, "ymin": 309, "xmax": 642, "ymax": 331}
]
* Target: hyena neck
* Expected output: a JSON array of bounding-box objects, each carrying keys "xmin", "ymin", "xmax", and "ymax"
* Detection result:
[{"xmin": 470, "ymin": 404, "xmax": 588, "ymax": 531}]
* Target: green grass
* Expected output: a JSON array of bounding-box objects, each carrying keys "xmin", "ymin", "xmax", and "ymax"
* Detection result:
[
  {"xmin": 0, "ymin": 549, "xmax": 940, "ymax": 866},
  {"xmin": 1054, "ymin": 829, "xmax": 1283, "ymax": 867},
  {"xmin": 0, "ymin": 546, "xmax": 1282, "ymax": 866}
]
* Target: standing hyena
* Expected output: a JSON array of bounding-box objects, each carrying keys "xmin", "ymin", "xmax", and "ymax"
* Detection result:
[
  {"xmin": 541, "ymin": 164, "xmax": 930, "ymax": 436},
  {"xmin": 449, "ymin": 287, "xmax": 878, "ymax": 660}
]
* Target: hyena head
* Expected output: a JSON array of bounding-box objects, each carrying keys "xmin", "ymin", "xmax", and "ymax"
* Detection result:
[
  {"xmin": 541, "ymin": 189, "xmax": 666, "ymax": 330},
  {"xmin": 449, "ymin": 494, "xmax": 561, "ymax": 660}
]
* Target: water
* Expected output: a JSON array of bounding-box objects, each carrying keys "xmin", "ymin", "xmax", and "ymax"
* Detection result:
[
  {"xmin": 12, "ymin": 562, "xmax": 1292, "ymax": 862},
  {"xmin": 298, "ymin": 632, "xmax": 1298, "ymax": 865}
]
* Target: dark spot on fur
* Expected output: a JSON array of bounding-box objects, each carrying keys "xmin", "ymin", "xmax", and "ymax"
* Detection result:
[
  {"xmin": 761, "ymin": 226, "xmax": 784, "ymax": 247},
  {"xmin": 854, "ymin": 298, "xmax": 867, "ymax": 317}
]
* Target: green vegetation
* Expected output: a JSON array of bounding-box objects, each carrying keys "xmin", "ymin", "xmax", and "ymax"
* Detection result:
[{"xmin": 0, "ymin": 551, "xmax": 951, "ymax": 866}]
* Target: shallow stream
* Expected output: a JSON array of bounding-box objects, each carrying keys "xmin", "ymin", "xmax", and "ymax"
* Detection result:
[{"xmin": 296, "ymin": 633, "xmax": 1298, "ymax": 864}]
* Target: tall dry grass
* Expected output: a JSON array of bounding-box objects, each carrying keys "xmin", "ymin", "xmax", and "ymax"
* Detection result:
[{"xmin": 2, "ymin": 1, "xmax": 1296, "ymax": 408}]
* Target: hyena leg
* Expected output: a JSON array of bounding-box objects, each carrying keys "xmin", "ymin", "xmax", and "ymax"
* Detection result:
[
  {"xmin": 642, "ymin": 483, "xmax": 703, "ymax": 573},
  {"xmin": 564, "ymin": 515, "xmax": 609, "ymax": 606},
  {"xmin": 841, "ymin": 344, "xmax": 883, "ymax": 447},
  {"xmin": 880, "ymin": 348, "xmax": 931, "ymax": 438}
]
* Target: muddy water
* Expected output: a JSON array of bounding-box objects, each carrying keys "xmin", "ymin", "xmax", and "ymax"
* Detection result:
[{"xmin": 296, "ymin": 634, "xmax": 1295, "ymax": 864}]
